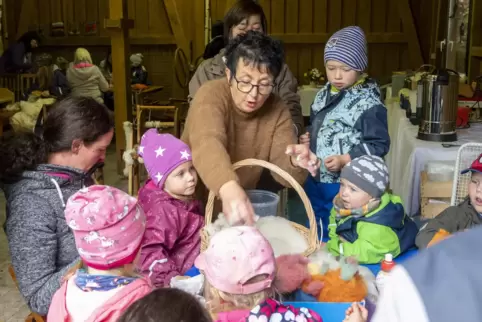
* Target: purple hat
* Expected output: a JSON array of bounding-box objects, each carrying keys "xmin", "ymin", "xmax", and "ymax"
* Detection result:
[{"xmin": 138, "ymin": 129, "xmax": 192, "ymax": 188}]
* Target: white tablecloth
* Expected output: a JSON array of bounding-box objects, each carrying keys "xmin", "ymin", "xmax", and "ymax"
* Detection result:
[
  {"xmin": 385, "ymin": 99, "xmax": 482, "ymax": 216},
  {"xmin": 299, "ymin": 85, "xmax": 321, "ymax": 117}
]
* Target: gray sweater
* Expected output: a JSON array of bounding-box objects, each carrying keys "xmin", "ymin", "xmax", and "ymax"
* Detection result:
[
  {"xmin": 67, "ymin": 63, "xmax": 110, "ymax": 104},
  {"xmin": 2, "ymin": 164, "xmax": 92, "ymax": 315}
]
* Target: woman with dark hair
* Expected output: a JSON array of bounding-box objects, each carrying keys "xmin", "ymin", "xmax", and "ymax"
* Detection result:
[
  {"xmin": 189, "ymin": 0, "xmax": 303, "ymax": 136},
  {"xmin": 99, "ymin": 49, "xmax": 113, "ymax": 84},
  {"xmin": 0, "ymin": 97, "xmax": 114, "ymax": 316},
  {"xmin": 0, "ymin": 31, "xmax": 41, "ymax": 74},
  {"xmin": 182, "ymin": 31, "xmax": 319, "ymax": 225},
  {"xmin": 118, "ymin": 288, "xmax": 212, "ymax": 322}
]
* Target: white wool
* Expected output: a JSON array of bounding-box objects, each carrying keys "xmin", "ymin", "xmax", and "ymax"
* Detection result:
[{"xmin": 255, "ymin": 216, "xmax": 308, "ymax": 257}]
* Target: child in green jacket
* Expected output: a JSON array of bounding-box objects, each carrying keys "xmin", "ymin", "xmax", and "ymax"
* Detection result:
[{"xmin": 326, "ymin": 155, "xmax": 418, "ymax": 264}]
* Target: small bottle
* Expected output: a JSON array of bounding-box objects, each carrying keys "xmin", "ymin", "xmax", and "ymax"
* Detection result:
[{"xmin": 376, "ymin": 254, "xmax": 395, "ymax": 293}]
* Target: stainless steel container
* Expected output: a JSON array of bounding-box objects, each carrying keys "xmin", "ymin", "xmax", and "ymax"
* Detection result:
[{"xmin": 417, "ymin": 69, "xmax": 459, "ymax": 142}]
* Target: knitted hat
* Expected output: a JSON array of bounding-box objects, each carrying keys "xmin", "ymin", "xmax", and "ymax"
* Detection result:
[
  {"xmin": 138, "ymin": 129, "xmax": 192, "ymax": 188},
  {"xmin": 341, "ymin": 155, "xmax": 389, "ymax": 198},
  {"xmin": 65, "ymin": 185, "xmax": 146, "ymax": 270},
  {"xmin": 324, "ymin": 26, "xmax": 368, "ymax": 71},
  {"xmin": 130, "ymin": 53, "xmax": 143, "ymax": 67},
  {"xmin": 195, "ymin": 226, "xmax": 276, "ymax": 295}
]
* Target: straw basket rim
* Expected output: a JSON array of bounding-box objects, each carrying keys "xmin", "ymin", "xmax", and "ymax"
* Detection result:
[{"xmin": 201, "ymin": 158, "xmax": 319, "ymax": 256}]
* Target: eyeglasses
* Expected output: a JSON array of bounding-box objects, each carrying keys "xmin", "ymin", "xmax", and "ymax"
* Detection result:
[{"xmin": 233, "ymin": 76, "xmax": 274, "ymax": 95}]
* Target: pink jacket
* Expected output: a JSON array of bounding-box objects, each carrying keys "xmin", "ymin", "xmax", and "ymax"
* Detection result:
[
  {"xmin": 47, "ymin": 277, "xmax": 152, "ymax": 322},
  {"xmin": 138, "ymin": 180, "xmax": 204, "ymax": 287}
]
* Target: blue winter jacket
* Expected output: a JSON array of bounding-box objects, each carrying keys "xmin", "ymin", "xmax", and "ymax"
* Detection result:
[{"xmin": 309, "ymin": 78, "xmax": 390, "ymax": 183}]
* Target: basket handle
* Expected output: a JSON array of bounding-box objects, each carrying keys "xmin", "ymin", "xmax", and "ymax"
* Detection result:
[{"xmin": 205, "ymin": 158, "xmax": 319, "ymax": 245}]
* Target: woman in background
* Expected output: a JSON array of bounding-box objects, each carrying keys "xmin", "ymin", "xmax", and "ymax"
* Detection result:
[
  {"xmin": 67, "ymin": 48, "xmax": 111, "ymax": 104},
  {"xmin": 0, "ymin": 31, "xmax": 41, "ymax": 74}
]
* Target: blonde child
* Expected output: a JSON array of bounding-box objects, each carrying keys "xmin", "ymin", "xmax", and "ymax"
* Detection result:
[
  {"xmin": 137, "ymin": 129, "xmax": 204, "ymax": 287},
  {"xmin": 67, "ymin": 48, "xmax": 111, "ymax": 103},
  {"xmin": 326, "ymin": 155, "xmax": 418, "ymax": 264},
  {"xmin": 416, "ymin": 153, "xmax": 482, "ymax": 248},
  {"xmin": 302, "ymin": 26, "xmax": 390, "ymax": 238},
  {"xmin": 196, "ymin": 226, "xmax": 322, "ymax": 321},
  {"xmin": 47, "ymin": 185, "xmax": 151, "ymax": 322}
]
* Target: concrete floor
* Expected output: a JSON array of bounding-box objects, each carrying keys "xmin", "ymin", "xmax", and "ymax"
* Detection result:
[{"xmin": 0, "ymin": 146, "xmax": 127, "ymax": 321}]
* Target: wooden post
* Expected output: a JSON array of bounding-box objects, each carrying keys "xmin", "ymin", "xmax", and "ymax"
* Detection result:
[
  {"xmin": 107, "ymin": 0, "xmax": 133, "ymax": 174},
  {"xmin": 398, "ymin": 0, "xmax": 424, "ymax": 68}
]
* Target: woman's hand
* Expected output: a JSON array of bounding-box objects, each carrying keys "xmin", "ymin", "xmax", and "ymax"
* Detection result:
[
  {"xmin": 343, "ymin": 303, "xmax": 368, "ymax": 322},
  {"xmin": 285, "ymin": 144, "xmax": 320, "ymax": 176},
  {"xmin": 324, "ymin": 154, "xmax": 351, "ymax": 172},
  {"xmin": 299, "ymin": 132, "xmax": 310, "ymax": 146},
  {"xmin": 218, "ymin": 180, "xmax": 255, "ymax": 225}
]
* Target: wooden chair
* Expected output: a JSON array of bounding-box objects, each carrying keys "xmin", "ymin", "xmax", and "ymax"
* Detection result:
[
  {"xmin": 0, "ymin": 73, "xmax": 36, "ymax": 101},
  {"xmin": 8, "ymin": 265, "xmax": 46, "ymax": 322}
]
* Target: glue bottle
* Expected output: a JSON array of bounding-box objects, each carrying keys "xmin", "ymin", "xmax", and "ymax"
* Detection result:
[{"xmin": 376, "ymin": 254, "xmax": 395, "ymax": 293}]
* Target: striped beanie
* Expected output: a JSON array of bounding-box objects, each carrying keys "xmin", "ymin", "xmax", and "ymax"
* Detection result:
[{"xmin": 324, "ymin": 26, "xmax": 368, "ymax": 71}]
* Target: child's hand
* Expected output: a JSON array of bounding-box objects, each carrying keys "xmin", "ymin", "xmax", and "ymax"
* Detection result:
[
  {"xmin": 324, "ymin": 155, "xmax": 350, "ymax": 172},
  {"xmin": 343, "ymin": 303, "xmax": 368, "ymax": 322},
  {"xmin": 299, "ymin": 132, "xmax": 310, "ymax": 146}
]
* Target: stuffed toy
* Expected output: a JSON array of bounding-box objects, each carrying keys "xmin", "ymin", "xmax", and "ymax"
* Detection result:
[
  {"xmin": 428, "ymin": 229, "xmax": 452, "ymax": 247},
  {"xmin": 302, "ymin": 256, "xmax": 367, "ymax": 303},
  {"xmin": 274, "ymin": 254, "xmax": 312, "ymax": 294}
]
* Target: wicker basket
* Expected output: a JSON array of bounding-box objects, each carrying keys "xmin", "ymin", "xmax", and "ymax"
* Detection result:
[{"xmin": 201, "ymin": 158, "xmax": 320, "ymax": 256}]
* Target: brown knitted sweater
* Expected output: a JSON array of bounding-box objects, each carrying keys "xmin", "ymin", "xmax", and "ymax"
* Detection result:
[{"xmin": 182, "ymin": 78, "xmax": 307, "ymax": 195}]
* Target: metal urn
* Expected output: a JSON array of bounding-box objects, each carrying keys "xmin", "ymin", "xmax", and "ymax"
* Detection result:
[{"xmin": 417, "ymin": 69, "xmax": 459, "ymax": 142}]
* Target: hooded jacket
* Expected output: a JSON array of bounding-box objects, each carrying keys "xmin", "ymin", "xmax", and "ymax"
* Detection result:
[
  {"xmin": 137, "ymin": 180, "xmax": 204, "ymax": 287},
  {"xmin": 415, "ymin": 197, "xmax": 482, "ymax": 249},
  {"xmin": 327, "ymin": 193, "xmax": 418, "ymax": 264},
  {"xmin": 67, "ymin": 63, "xmax": 110, "ymax": 103},
  {"xmin": 2, "ymin": 164, "xmax": 93, "ymax": 315},
  {"xmin": 309, "ymin": 78, "xmax": 390, "ymax": 183}
]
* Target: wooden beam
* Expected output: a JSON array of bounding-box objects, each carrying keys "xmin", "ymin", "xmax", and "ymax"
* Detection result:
[
  {"xmin": 41, "ymin": 36, "xmax": 176, "ymax": 47},
  {"xmin": 108, "ymin": 0, "xmax": 132, "ymax": 174},
  {"xmin": 164, "ymin": 0, "xmax": 191, "ymax": 58},
  {"xmin": 471, "ymin": 47, "xmax": 482, "ymax": 58},
  {"xmin": 397, "ymin": 0, "xmax": 424, "ymax": 67},
  {"xmin": 273, "ymin": 32, "xmax": 407, "ymax": 44}
]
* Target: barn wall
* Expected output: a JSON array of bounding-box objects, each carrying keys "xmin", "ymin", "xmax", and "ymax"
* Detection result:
[{"xmin": 3, "ymin": 0, "xmax": 443, "ymax": 97}]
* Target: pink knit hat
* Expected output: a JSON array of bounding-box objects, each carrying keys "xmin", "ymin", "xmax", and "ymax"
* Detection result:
[
  {"xmin": 65, "ymin": 185, "xmax": 146, "ymax": 270},
  {"xmin": 137, "ymin": 129, "xmax": 192, "ymax": 188},
  {"xmin": 195, "ymin": 226, "xmax": 276, "ymax": 295}
]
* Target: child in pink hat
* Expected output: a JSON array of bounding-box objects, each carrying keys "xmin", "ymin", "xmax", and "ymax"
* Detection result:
[
  {"xmin": 47, "ymin": 185, "xmax": 151, "ymax": 322},
  {"xmin": 137, "ymin": 129, "xmax": 204, "ymax": 287},
  {"xmin": 196, "ymin": 226, "xmax": 322, "ymax": 322}
]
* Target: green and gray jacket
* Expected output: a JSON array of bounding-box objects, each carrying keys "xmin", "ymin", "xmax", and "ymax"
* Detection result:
[
  {"xmin": 327, "ymin": 193, "xmax": 418, "ymax": 264},
  {"xmin": 415, "ymin": 197, "xmax": 482, "ymax": 249}
]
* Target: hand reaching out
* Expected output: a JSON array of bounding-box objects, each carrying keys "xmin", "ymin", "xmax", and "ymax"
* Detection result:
[
  {"xmin": 343, "ymin": 303, "xmax": 368, "ymax": 322},
  {"xmin": 285, "ymin": 144, "xmax": 320, "ymax": 177}
]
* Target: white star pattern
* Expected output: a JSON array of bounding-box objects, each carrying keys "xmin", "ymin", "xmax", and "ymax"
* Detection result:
[
  {"xmin": 180, "ymin": 150, "xmax": 190, "ymax": 160},
  {"xmin": 155, "ymin": 146, "xmax": 166, "ymax": 157},
  {"xmin": 155, "ymin": 172, "xmax": 163, "ymax": 183},
  {"xmin": 138, "ymin": 146, "xmax": 144, "ymax": 154}
]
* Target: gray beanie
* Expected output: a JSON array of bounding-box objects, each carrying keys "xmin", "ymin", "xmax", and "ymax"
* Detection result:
[{"xmin": 341, "ymin": 155, "xmax": 389, "ymax": 198}]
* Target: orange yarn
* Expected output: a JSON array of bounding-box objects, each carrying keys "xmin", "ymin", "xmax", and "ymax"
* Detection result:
[
  {"xmin": 302, "ymin": 269, "xmax": 367, "ymax": 303},
  {"xmin": 428, "ymin": 229, "xmax": 451, "ymax": 247}
]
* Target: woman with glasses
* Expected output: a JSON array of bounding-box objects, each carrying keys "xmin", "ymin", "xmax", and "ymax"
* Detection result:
[
  {"xmin": 182, "ymin": 31, "xmax": 320, "ymax": 225},
  {"xmin": 189, "ymin": 0, "xmax": 303, "ymax": 136}
]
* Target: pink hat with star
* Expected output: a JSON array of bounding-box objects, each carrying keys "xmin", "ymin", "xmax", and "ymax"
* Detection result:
[{"xmin": 138, "ymin": 129, "xmax": 192, "ymax": 188}]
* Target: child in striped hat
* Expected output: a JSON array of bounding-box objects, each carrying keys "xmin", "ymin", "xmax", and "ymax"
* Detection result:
[{"xmin": 301, "ymin": 26, "xmax": 390, "ymax": 239}]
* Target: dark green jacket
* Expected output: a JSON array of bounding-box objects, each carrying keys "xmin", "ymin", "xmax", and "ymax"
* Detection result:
[{"xmin": 416, "ymin": 197, "xmax": 482, "ymax": 249}]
